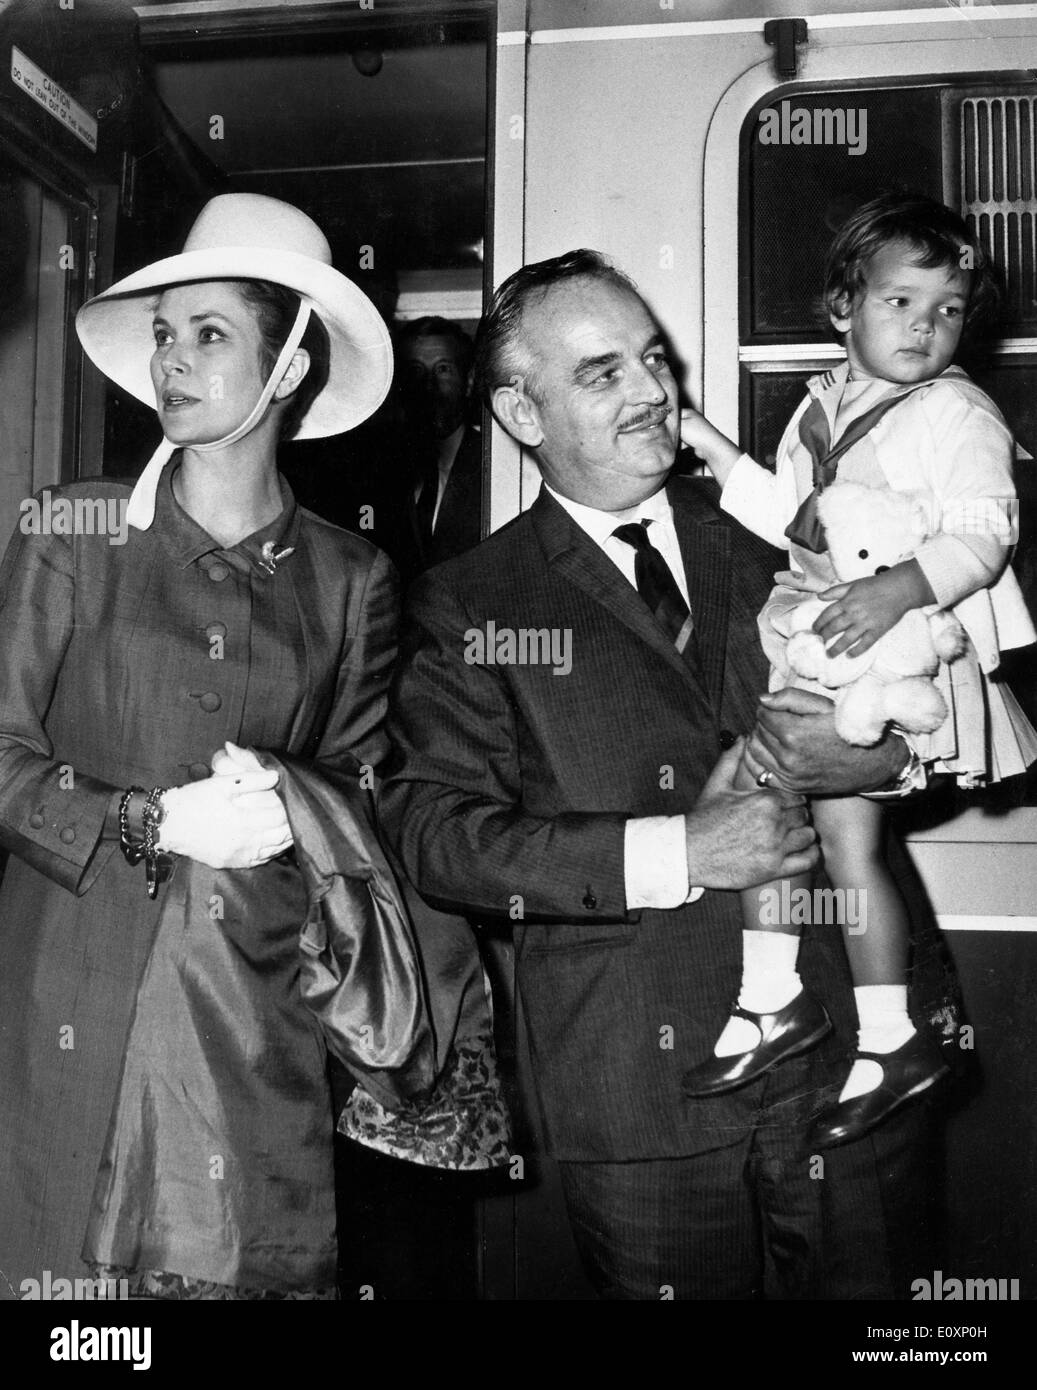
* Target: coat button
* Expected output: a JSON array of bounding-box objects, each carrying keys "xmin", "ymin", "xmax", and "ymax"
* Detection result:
[
  {"xmin": 29, "ymin": 812, "xmax": 45, "ymax": 829},
  {"xmin": 582, "ymin": 889, "xmax": 597, "ymax": 910},
  {"xmin": 719, "ymin": 729, "xmax": 736, "ymax": 750},
  {"xmin": 207, "ymin": 562, "xmax": 229, "ymax": 583},
  {"xmin": 188, "ymin": 762, "xmax": 210, "ymax": 781},
  {"xmin": 59, "ymin": 827, "xmax": 76, "ymax": 845},
  {"xmin": 198, "ymin": 692, "xmax": 222, "ymax": 713},
  {"xmin": 205, "ymin": 622, "xmax": 227, "ymax": 640}
]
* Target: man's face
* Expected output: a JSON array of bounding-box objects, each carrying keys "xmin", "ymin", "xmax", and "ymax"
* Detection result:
[
  {"xmin": 399, "ymin": 333, "xmax": 469, "ymax": 439},
  {"xmin": 518, "ymin": 277, "xmax": 679, "ymax": 510}
]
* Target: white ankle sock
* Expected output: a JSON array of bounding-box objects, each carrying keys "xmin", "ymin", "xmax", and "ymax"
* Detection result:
[
  {"xmin": 838, "ymin": 984, "xmax": 916, "ymax": 1102},
  {"xmin": 714, "ymin": 931, "xmax": 802, "ymax": 1057}
]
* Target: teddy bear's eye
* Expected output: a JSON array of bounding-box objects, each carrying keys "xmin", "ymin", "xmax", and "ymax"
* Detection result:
[{"xmin": 858, "ymin": 548, "xmax": 869, "ymax": 559}]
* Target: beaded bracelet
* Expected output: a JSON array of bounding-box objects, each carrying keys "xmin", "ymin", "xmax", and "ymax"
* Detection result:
[
  {"xmin": 118, "ymin": 786, "xmax": 147, "ymax": 866},
  {"xmin": 118, "ymin": 786, "xmax": 175, "ymax": 897},
  {"xmin": 141, "ymin": 787, "xmax": 173, "ymax": 900}
]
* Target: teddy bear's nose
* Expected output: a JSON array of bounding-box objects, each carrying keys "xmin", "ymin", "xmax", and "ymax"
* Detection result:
[{"xmin": 875, "ymin": 565, "xmax": 890, "ymax": 574}]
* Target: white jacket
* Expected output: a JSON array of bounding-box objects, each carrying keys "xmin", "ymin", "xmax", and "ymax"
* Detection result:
[{"xmin": 720, "ymin": 361, "xmax": 1036, "ymax": 672}]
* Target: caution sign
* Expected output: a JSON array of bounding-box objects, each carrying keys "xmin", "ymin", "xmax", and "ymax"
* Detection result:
[{"xmin": 10, "ymin": 45, "xmax": 98, "ymax": 153}]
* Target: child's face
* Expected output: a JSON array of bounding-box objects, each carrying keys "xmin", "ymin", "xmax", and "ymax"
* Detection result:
[{"xmin": 831, "ymin": 239, "xmax": 971, "ymax": 384}]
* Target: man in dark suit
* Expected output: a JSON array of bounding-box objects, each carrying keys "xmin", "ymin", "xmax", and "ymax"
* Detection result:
[
  {"xmin": 379, "ymin": 251, "xmax": 928, "ymax": 1299},
  {"xmin": 396, "ymin": 316, "xmax": 483, "ymax": 575}
]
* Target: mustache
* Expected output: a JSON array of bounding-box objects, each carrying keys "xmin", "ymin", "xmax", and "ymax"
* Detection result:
[{"xmin": 618, "ymin": 405, "xmax": 673, "ymax": 432}]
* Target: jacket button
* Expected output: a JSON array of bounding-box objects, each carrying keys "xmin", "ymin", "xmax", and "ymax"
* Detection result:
[
  {"xmin": 59, "ymin": 827, "xmax": 76, "ymax": 845},
  {"xmin": 582, "ymin": 889, "xmax": 597, "ymax": 910},
  {"xmin": 29, "ymin": 812, "xmax": 45, "ymax": 829},
  {"xmin": 719, "ymin": 729, "xmax": 736, "ymax": 750},
  {"xmin": 207, "ymin": 562, "xmax": 229, "ymax": 583},
  {"xmin": 198, "ymin": 692, "xmax": 222, "ymax": 713},
  {"xmin": 205, "ymin": 622, "xmax": 227, "ymax": 640},
  {"xmin": 188, "ymin": 762, "xmax": 210, "ymax": 781}
]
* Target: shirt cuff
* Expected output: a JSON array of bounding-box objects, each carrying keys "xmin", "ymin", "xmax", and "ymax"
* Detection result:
[
  {"xmin": 719, "ymin": 453, "xmax": 764, "ymax": 515},
  {"xmin": 624, "ymin": 815, "xmax": 705, "ymax": 909},
  {"xmin": 861, "ymin": 729, "xmax": 929, "ymax": 799}
]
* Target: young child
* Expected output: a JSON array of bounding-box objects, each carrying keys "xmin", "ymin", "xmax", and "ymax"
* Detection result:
[{"xmin": 680, "ymin": 192, "xmax": 1037, "ymax": 1147}]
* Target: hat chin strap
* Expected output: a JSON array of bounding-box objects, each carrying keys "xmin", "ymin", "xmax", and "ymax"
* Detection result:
[{"xmin": 126, "ymin": 300, "xmax": 312, "ymax": 531}]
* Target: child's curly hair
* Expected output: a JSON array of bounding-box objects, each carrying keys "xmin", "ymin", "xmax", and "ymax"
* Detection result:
[{"xmin": 822, "ymin": 192, "xmax": 1002, "ymax": 342}]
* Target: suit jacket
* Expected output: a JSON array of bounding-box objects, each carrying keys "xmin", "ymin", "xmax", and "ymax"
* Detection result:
[
  {"xmin": 405, "ymin": 424, "xmax": 484, "ymax": 576},
  {"xmin": 720, "ymin": 362, "xmax": 1035, "ymax": 671},
  {"xmin": 379, "ymin": 474, "xmax": 863, "ymax": 1161}
]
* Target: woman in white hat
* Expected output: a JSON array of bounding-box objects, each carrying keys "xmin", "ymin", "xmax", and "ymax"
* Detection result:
[{"xmin": 0, "ymin": 194, "xmax": 437, "ymax": 1299}]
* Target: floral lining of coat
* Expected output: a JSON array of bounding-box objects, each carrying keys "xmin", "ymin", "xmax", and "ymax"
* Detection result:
[{"xmin": 339, "ymin": 1032, "xmax": 512, "ymax": 1170}]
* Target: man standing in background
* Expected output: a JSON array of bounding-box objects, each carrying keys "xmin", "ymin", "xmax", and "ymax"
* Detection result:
[{"xmin": 396, "ymin": 315, "xmax": 482, "ymax": 574}]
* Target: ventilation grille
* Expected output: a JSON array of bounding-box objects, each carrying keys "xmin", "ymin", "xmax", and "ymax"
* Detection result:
[{"xmin": 960, "ymin": 96, "xmax": 1037, "ymax": 326}]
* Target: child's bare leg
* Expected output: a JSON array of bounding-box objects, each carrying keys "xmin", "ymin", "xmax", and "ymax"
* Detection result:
[{"xmin": 811, "ymin": 796, "xmax": 914, "ymax": 1101}]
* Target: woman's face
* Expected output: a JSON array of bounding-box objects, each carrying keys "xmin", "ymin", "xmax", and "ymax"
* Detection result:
[{"xmin": 150, "ymin": 282, "xmax": 268, "ymax": 444}]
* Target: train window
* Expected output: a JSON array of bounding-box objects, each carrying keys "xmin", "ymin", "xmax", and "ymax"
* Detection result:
[
  {"xmin": 0, "ymin": 148, "xmax": 96, "ymax": 543},
  {"xmin": 740, "ymin": 78, "xmax": 1037, "ymax": 801}
]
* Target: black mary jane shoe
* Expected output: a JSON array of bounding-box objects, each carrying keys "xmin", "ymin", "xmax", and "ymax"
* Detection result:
[
  {"xmin": 806, "ymin": 1030, "xmax": 949, "ymax": 1150},
  {"xmin": 681, "ymin": 991, "xmax": 832, "ymax": 1097}
]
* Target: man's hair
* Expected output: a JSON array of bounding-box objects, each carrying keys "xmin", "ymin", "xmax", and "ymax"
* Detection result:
[
  {"xmin": 822, "ymin": 191, "xmax": 1001, "ymax": 340},
  {"xmin": 396, "ymin": 315, "xmax": 474, "ymax": 376},
  {"xmin": 474, "ymin": 249, "xmax": 639, "ymax": 405}
]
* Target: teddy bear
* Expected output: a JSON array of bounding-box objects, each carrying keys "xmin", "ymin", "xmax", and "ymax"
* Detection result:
[{"xmin": 784, "ymin": 480, "xmax": 968, "ymax": 746}]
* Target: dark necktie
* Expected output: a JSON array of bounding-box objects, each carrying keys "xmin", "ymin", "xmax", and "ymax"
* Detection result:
[
  {"xmin": 612, "ymin": 520, "xmax": 694, "ymax": 653},
  {"xmin": 784, "ymin": 382, "xmax": 931, "ymax": 553}
]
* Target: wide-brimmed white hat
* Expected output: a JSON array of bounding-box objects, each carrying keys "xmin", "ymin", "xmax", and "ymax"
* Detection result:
[{"xmin": 77, "ymin": 193, "xmax": 392, "ymax": 439}]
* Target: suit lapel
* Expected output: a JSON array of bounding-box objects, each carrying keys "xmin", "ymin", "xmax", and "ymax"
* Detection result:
[{"xmin": 531, "ymin": 487, "xmax": 719, "ymax": 700}]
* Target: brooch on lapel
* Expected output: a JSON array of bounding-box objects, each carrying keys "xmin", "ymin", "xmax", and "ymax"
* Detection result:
[{"xmin": 259, "ymin": 541, "xmax": 295, "ymax": 575}]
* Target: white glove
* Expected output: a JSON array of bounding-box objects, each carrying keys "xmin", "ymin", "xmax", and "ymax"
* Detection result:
[
  {"xmin": 158, "ymin": 759, "xmax": 293, "ymax": 869},
  {"xmin": 211, "ymin": 740, "xmax": 267, "ymax": 778}
]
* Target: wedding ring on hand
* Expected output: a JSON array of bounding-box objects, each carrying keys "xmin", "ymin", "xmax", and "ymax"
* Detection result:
[{"xmin": 756, "ymin": 769, "xmax": 774, "ymax": 788}]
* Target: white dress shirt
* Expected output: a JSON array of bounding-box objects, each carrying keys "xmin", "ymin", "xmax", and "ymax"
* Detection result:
[
  {"xmin": 543, "ymin": 482, "xmax": 704, "ymax": 910},
  {"xmin": 413, "ymin": 423, "xmax": 466, "ymax": 532}
]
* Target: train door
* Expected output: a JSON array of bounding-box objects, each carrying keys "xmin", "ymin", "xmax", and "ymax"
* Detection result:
[
  {"xmin": 0, "ymin": 0, "xmax": 139, "ymax": 541},
  {"xmin": 0, "ymin": 151, "xmax": 98, "ymax": 535}
]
